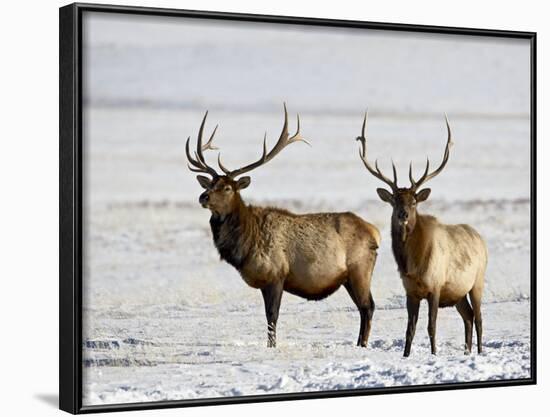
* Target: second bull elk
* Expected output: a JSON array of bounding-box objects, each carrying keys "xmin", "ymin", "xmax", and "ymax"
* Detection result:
[
  {"xmin": 355, "ymin": 113, "xmax": 487, "ymax": 357},
  {"xmin": 186, "ymin": 104, "xmax": 380, "ymax": 348}
]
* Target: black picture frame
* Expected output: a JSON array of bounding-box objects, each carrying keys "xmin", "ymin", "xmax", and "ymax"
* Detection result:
[{"xmin": 59, "ymin": 2, "xmax": 537, "ymax": 414}]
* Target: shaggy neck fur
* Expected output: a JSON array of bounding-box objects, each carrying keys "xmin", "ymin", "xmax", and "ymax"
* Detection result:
[
  {"xmin": 391, "ymin": 213, "xmax": 431, "ymax": 276},
  {"xmin": 209, "ymin": 195, "xmax": 259, "ymax": 271}
]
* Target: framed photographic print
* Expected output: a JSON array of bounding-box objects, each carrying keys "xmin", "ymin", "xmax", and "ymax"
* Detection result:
[{"xmin": 59, "ymin": 2, "xmax": 536, "ymax": 414}]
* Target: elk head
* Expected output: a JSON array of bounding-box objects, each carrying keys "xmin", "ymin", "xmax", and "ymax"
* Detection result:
[
  {"xmin": 186, "ymin": 104, "xmax": 309, "ymax": 217},
  {"xmin": 356, "ymin": 112, "xmax": 453, "ymax": 241}
]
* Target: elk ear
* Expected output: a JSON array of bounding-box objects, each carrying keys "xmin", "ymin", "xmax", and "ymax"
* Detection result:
[
  {"xmin": 236, "ymin": 176, "xmax": 251, "ymax": 190},
  {"xmin": 376, "ymin": 188, "xmax": 394, "ymax": 204},
  {"xmin": 196, "ymin": 175, "xmax": 212, "ymax": 190},
  {"xmin": 416, "ymin": 188, "xmax": 431, "ymax": 202}
]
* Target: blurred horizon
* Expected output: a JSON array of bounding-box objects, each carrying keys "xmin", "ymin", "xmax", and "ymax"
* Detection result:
[{"xmin": 83, "ymin": 12, "xmax": 530, "ymax": 118}]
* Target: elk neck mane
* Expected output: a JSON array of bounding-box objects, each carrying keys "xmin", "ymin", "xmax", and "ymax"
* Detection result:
[
  {"xmin": 209, "ymin": 194, "xmax": 293, "ymax": 271},
  {"xmin": 391, "ymin": 213, "xmax": 434, "ymax": 276}
]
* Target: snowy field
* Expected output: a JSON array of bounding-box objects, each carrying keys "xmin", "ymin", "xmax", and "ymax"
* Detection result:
[{"xmin": 81, "ymin": 13, "xmax": 532, "ymax": 406}]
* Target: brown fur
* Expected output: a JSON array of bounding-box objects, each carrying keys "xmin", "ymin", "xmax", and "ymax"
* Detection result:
[
  {"xmin": 381, "ymin": 187, "xmax": 487, "ymax": 356},
  {"xmin": 198, "ymin": 176, "xmax": 380, "ymax": 347}
]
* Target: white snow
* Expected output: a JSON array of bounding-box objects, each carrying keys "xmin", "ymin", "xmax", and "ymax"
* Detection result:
[{"xmin": 83, "ymin": 300, "xmax": 530, "ymax": 405}]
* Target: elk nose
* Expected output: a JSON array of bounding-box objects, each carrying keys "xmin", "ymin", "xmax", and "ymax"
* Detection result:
[
  {"xmin": 199, "ymin": 193, "xmax": 209, "ymax": 204},
  {"xmin": 398, "ymin": 211, "xmax": 408, "ymax": 221}
]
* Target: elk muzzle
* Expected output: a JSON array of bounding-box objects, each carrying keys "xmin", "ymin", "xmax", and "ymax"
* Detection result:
[
  {"xmin": 395, "ymin": 212, "xmax": 412, "ymax": 242},
  {"xmin": 199, "ymin": 192, "xmax": 210, "ymax": 208}
]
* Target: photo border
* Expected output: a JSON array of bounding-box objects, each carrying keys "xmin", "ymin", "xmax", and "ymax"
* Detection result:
[{"xmin": 59, "ymin": 2, "xmax": 537, "ymax": 414}]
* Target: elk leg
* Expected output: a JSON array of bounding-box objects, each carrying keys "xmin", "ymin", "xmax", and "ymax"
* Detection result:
[
  {"xmin": 455, "ymin": 296, "xmax": 474, "ymax": 354},
  {"xmin": 261, "ymin": 281, "xmax": 284, "ymax": 348},
  {"xmin": 361, "ymin": 293, "xmax": 376, "ymax": 347},
  {"xmin": 403, "ymin": 295, "xmax": 420, "ymax": 357},
  {"xmin": 427, "ymin": 292, "xmax": 440, "ymax": 355},
  {"xmin": 469, "ymin": 287, "xmax": 483, "ymax": 354},
  {"xmin": 344, "ymin": 281, "xmax": 363, "ymax": 346},
  {"xmin": 345, "ymin": 271, "xmax": 375, "ymax": 348}
]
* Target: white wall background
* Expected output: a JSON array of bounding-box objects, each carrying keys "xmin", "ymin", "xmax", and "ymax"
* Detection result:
[{"xmin": 0, "ymin": 0, "xmax": 545, "ymax": 416}]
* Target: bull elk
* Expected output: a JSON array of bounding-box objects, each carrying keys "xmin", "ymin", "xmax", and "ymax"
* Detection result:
[
  {"xmin": 186, "ymin": 104, "xmax": 380, "ymax": 348},
  {"xmin": 355, "ymin": 113, "xmax": 487, "ymax": 356}
]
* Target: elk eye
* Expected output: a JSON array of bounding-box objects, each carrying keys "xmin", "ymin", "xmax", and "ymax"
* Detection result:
[{"xmin": 224, "ymin": 186, "xmax": 232, "ymax": 192}]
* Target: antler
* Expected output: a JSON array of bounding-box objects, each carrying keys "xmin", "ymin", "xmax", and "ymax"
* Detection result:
[
  {"xmin": 356, "ymin": 111, "xmax": 399, "ymax": 191},
  {"xmin": 409, "ymin": 114, "xmax": 453, "ymax": 190},
  {"xmin": 217, "ymin": 103, "xmax": 310, "ymax": 178},
  {"xmin": 185, "ymin": 111, "xmax": 220, "ymax": 178}
]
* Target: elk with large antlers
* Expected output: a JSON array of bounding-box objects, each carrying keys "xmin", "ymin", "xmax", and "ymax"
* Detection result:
[
  {"xmin": 186, "ymin": 104, "xmax": 380, "ymax": 348},
  {"xmin": 355, "ymin": 114, "xmax": 487, "ymax": 357}
]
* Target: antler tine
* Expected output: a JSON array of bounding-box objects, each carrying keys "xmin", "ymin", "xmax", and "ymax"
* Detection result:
[
  {"xmin": 357, "ymin": 112, "xmax": 368, "ymax": 159},
  {"xmin": 287, "ymin": 113, "xmax": 311, "ymax": 146},
  {"xmin": 186, "ymin": 137, "xmax": 198, "ymax": 165},
  {"xmin": 262, "ymin": 102, "xmax": 291, "ymax": 158},
  {"xmin": 196, "ymin": 112, "xmax": 211, "ymax": 163},
  {"xmin": 409, "ymin": 157, "xmax": 430, "ymax": 189},
  {"xmin": 217, "ymin": 153, "xmax": 232, "ymax": 175},
  {"xmin": 261, "ymin": 103, "xmax": 310, "ymax": 157},
  {"xmin": 391, "ymin": 159, "xmax": 398, "ymax": 186},
  {"xmin": 362, "ymin": 110, "xmax": 367, "ymax": 140},
  {"xmin": 358, "ymin": 153, "xmax": 398, "ymax": 191},
  {"xmin": 202, "ymin": 125, "xmax": 219, "ymax": 151},
  {"xmin": 356, "ymin": 111, "xmax": 399, "ymax": 191},
  {"xmin": 410, "ymin": 114, "xmax": 453, "ymax": 189},
  {"xmin": 185, "ymin": 137, "xmax": 206, "ymax": 172},
  {"xmin": 222, "ymin": 103, "xmax": 309, "ymax": 178},
  {"xmin": 184, "ymin": 112, "xmax": 219, "ymax": 178}
]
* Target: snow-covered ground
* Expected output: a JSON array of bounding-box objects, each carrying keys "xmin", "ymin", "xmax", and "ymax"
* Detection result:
[
  {"xmin": 81, "ymin": 12, "xmax": 532, "ymax": 407},
  {"xmin": 83, "ymin": 301, "xmax": 530, "ymax": 405}
]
